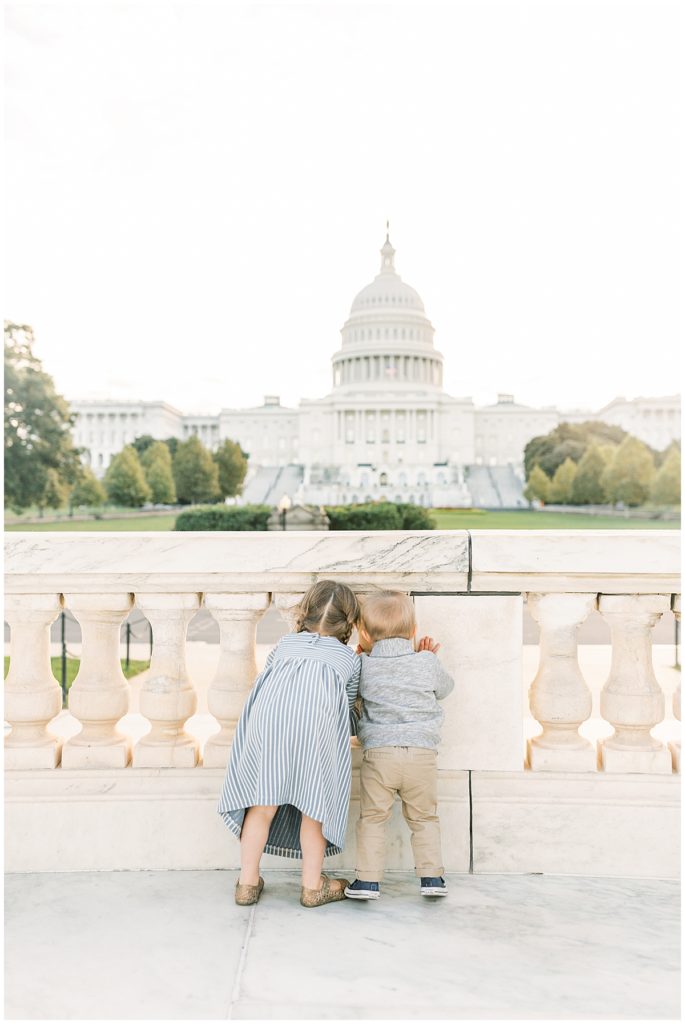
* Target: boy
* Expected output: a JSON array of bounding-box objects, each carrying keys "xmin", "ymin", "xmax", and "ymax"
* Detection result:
[{"xmin": 345, "ymin": 590, "xmax": 455, "ymax": 901}]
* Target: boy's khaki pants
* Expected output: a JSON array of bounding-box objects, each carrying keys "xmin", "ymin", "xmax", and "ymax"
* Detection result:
[{"xmin": 356, "ymin": 746, "xmax": 444, "ymax": 881}]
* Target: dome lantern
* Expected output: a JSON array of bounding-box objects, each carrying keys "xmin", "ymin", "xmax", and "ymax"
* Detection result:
[{"xmin": 380, "ymin": 221, "xmax": 396, "ymax": 274}]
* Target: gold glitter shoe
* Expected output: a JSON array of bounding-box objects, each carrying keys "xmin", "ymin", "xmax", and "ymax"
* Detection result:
[
  {"xmin": 300, "ymin": 874, "xmax": 350, "ymax": 908},
  {"xmin": 235, "ymin": 876, "xmax": 264, "ymax": 906}
]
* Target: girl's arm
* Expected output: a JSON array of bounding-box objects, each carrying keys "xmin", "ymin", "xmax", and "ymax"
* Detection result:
[{"xmin": 346, "ymin": 655, "xmax": 362, "ymax": 734}]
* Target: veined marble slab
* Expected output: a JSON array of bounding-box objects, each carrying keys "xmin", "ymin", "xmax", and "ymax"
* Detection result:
[
  {"xmin": 4, "ymin": 530, "xmax": 469, "ymax": 594},
  {"xmin": 4, "ymin": 766, "xmax": 470, "ymax": 873},
  {"xmin": 471, "ymin": 770, "xmax": 680, "ymax": 878},
  {"xmin": 470, "ymin": 529, "xmax": 680, "ymax": 593}
]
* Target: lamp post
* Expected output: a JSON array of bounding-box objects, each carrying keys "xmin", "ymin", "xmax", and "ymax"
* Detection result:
[{"xmin": 278, "ymin": 494, "xmax": 292, "ymax": 531}]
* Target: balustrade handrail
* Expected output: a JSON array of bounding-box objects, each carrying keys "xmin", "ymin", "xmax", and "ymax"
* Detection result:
[
  {"xmin": 3, "ymin": 529, "xmax": 681, "ymax": 777},
  {"xmin": 4, "ymin": 529, "xmax": 680, "ymax": 594}
]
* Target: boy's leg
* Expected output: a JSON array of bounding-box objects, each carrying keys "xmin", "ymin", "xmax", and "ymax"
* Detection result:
[
  {"xmin": 239, "ymin": 805, "xmax": 278, "ymax": 885},
  {"xmin": 356, "ymin": 748, "xmax": 401, "ymax": 882},
  {"xmin": 399, "ymin": 750, "xmax": 444, "ymax": 878}
]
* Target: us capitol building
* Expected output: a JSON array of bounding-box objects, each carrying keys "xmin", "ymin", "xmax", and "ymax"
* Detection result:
[{"xmin": 71, "ymin": 231, "xmax": 680, "ymax": 508}]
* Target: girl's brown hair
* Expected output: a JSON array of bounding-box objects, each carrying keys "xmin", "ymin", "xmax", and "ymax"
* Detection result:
[{"xmin": 294, "ymin": 579, "xmax": 360, "ymax": 645}]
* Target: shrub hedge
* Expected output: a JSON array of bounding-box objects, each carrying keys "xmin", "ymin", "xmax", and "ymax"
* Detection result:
[
  {"xmin": 175, "ymin": 501, "xmax": 436, "ymax": 531},
  {"xmin": 324, "ymin": 502, "xmax": 435, "ymax": 531},
  {"xmin": 394, "ymin": 503, "xmax": 436, "ymax": 530},
  {"xmin": 174, "ymin": 504, "xmax": 272, "ymax": 531}
]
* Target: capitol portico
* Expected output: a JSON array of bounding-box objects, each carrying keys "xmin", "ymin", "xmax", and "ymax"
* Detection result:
[{"xmin": 71, "ymin": 231, "xmax": 680, "ymax": 507}]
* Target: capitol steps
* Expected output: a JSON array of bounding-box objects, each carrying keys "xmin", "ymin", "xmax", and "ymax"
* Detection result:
[
  {"xmin": 241, "ymin": 464, "xmax": 305, "ymax": 506},
  {"xmin": 240, "ymin": 466, "xmax": 282, "ymax": 505},
  {"xmin": 463, "ymin": 465, "xmax": 526, "ymax": 509}
]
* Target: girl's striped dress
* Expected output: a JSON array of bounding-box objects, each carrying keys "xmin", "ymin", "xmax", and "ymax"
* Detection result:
[{"xmin": 218, "ymin": 631, "xmax": 361, "ymax": 858}]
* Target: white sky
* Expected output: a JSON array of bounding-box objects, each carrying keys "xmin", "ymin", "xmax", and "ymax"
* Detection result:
[{"xmin": 4, "ymin": 0, "xmax": 681, "ymax": 414}]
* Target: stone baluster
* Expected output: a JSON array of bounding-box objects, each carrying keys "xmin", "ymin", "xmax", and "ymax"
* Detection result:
[
  {"xmin": 62, "ymin": 593, "xmax": 133, "ymax": 768},
  {"xmin": 598, "ymin": 594, "xmax": 672, "ymax": 773},
  {"xmin": 132, "ymin": 593, "xmax": 200, "ymax": 768},
  {"xmin": 527, "ymin": 593, "xmax": 597, "ymax": 771},
  {"xmin": 4, "ymin": 594, "xmax": 62, "ymax": 769},
  {"xmin": 669, "ymin": 594, "xmax": 681, "ymax": 772},
  {"xmin": 273, "ymin": 592, "xmax": 305, "ymax": 631},
  {"xmin": 202, "ymin": 593, "xmax": 270, "ymax": 768}
]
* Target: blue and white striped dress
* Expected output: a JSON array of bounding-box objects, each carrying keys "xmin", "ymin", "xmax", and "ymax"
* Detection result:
[{"xmin": 218, "ymin": 632, "xmax": 361, "ymax": 858}]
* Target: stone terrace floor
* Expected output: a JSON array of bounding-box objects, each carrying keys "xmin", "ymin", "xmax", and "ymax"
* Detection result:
[{"xmin": 4, "ymin": 871, "xmax": 680, "ymax": 1020}]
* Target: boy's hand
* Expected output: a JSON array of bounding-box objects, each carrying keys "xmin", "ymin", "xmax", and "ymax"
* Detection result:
[
  {"xmin": 416, "ymin": 635, "xmax": 441, "ymax": 654},
  {"xmin": 355, "ymin": 643, "xmax": 364, "ymax": 656}
]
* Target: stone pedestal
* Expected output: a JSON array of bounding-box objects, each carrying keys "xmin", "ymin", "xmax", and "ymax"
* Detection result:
[
  {"xmin": 598, "ymin": 594, "xmax": 672, "ymax": 774},
  {"xmin": 470, "ymin": 770, "xmax": 679, "ymax": 878},
  {"xmin": 527, "ymin": 593, "xmax": 597, "ymax": 772},
  {"xmin": 202, "ymin": 593, "xmax": 270, "ymax": 768},
  {"xmin": 414, "ymin": 594, "xmax": 524, "ymax": 771},
  {"xmin": 133, "ymin": 593, "xmax": 200, "ymax": 768},
  {"xmin": 62, "ymin": 593, "xmax": 133, "ymax": 769},
  {"xmin": 4, "ymin": 594, "xmax": 63, "ymax": 769}
]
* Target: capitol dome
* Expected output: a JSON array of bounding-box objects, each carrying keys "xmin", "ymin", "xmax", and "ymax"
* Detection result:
[
  {"xmin": 332, "ymin": 228, "xmax": 444, "ymax": 391},
  {"xmin": 349, "ymin": 236, "xmax": 426, "ymax": 314}
]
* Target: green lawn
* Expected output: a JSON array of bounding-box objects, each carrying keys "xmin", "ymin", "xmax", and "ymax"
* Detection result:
[
  {"xmin": 431, "ymin": 509, "xmax": 679, "ymax": 530},
  {"xmin": 4, "ymin": 656, "xmax": 150, "ymax": 688},
  {"xmin": 4, "ymin": 515, "xmax": 178, "ymax": 532},
  {"xmin": 4, "ymin": 508, "xmax": 679, "ymax": 532}
]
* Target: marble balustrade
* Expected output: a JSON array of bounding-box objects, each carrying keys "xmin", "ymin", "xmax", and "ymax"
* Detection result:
[{"xmin": 4, "ymin": 530, "xmax": 681, "ymax": 775}]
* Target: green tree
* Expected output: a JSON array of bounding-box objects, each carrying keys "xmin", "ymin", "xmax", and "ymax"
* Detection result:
[
  {"xmin": 37, "ymin": 468, "xmax": 69, "ymax": 512},
  {"xmin": 4, "ymin": 321, "xmax": 83, "ymax": 510},
  {"xmin": 601, "ymin": 436, "xmax": 656, "ymax": 506},
  {"xmin": 214, "ymin": 439, "xmax": 248, "ymax": 499},
  {"xmin": 524, "ymin": 464, "xmax": 551, "ymax": 503},
  {"xmin": 548, "ymin": 457, "xmax": 578, "ymax": 504},
  {"xmin": 132, "ymin": 433, "xmax": 179, "ymax": 460},
  {"xmin": 104, "ymin": 446, "xmax": 151, "ymax": 507},
  {"xmin": 654, "ymin": 439, "xmax": 681, "ymax": 469},
  {"xmin": 650, "ymin": 446, "xmax": 681, "ymax": 505},
  {"xmin": 571, "ymin": 444, "xmax": 609, "ymax": 505},
  {"xmin": 524, "ymin": 420, "xmax": 629, "ymax": 482},
  {"xmin": 70, "ymin": 467, "xmax": 107, "ymax": 507},
  {"xmin": 173, "ymin": 435, "xmax": 220, "ymax": 504},
  {"xmin": 141, "ymin": 441, "xmax": 177, "ymax": 504},
  {"xmin": 131, "ymin": 434, "xmax": 156, "ymax": 457}
]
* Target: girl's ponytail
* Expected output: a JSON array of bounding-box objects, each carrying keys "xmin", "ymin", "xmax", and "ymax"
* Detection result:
[{"xmin": 294, "ymin": 579, "xmax": 360, "ymax": 644}]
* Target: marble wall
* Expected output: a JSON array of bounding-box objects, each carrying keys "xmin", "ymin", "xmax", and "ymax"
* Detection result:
[{"xmin": 4, "ymin": 529, "xmax": 681, "ymax": 877}]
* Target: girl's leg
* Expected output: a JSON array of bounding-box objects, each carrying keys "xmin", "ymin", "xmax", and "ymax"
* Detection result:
[
  {"xmin": 300, "ymin": 813, "xmax": 344, "ymax": 891},
  {"xmin": 239, "ymin": 805, "xmax": 278, "ymax": 885}
]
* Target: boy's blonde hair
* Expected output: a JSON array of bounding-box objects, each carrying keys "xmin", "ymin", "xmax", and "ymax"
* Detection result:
[
  {"xmin": 295, "ymin": 579, "xmax": 360, "ymax": 645},
  {"xmin": 360, "ymin": 590, "xmax": 416, "ymax": 642}
]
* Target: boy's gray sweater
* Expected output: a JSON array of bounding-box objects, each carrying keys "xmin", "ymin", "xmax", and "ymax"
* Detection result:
[{"xmin": 357, "ymin": 637, "xmax": 455, "ymax": 750}]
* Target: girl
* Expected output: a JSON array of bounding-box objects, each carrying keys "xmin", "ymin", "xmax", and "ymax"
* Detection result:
[{"xmin": 218, "ymin": 579, "xmax": 361, "ymax": 908}]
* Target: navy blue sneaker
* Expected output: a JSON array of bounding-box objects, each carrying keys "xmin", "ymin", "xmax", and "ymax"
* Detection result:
[
  {"xmin": 345, "ymin": 879, "xmax": 381, "ymax": 900},
  {"xmin": 420, "ymin": 876, "xmax": 448, "ymax": 896}
]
